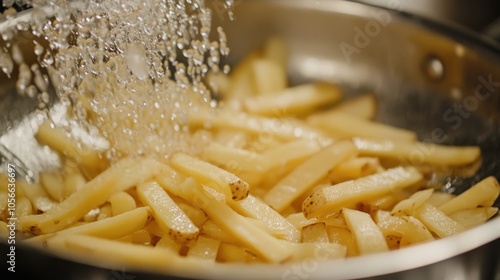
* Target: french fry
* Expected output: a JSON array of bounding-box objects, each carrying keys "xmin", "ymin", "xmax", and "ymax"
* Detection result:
[
  {"xmin": 217, "ymin": 242, "xmax": 252, "ymax": 263},
  {"xmin": 170, "ymin": 153, "xmax": 249, "ymax": 201},
  {"xmin": 187, "ymin": 236, "xmax": 221, "ymax": 260},
  {"xmin": 375, "ymin": 210, "xmax": 434, "ymax": 246},
  {"xmin": 448, "ymin": 207, "xmax": 498, "ymax": 229},
  {"xmin": 137, "ymin": 180, "xmax": 199, "ymax": 243},
  {"xmin": 303, "ymin": 167, "xmax": 423, "ymax": 219},
  {"xmin": 391, "ymin": 189, "xmax": 434, "ymax": 216},
  {"xmin": 177, "ymin": 177, "xmax": 293, "ymax": 263},
  {"xmin": 413, "ymin": 203, "xmax": 465, "ymax": 238},
  {"xmin": 426, "ymin": 192, "xmax": 456, "ymax": 207},
  {"xmin": 109, "ymin": 191, "xmax": 136, "ymax": 216},
  {"xmin": 26, "ymin": 207, "xmax": 151, "ymax": 245},
  {"xmin": 155, "ymin": 233, "xmax": 183, "ymax": 253},
  {"xmin": 265, "ymin": 140, "xmax": 357, "ymax": 212},
  {"xmin": 328, "ymin": 157, "xmax": 382, "ymax": 183},
  {"xmin": 63, "ymin": 168, "xmax": 87, "ymax": 198},
  {"xmin": 286, "ymin": 212, "xmax": 318, "ymax": 230},
  {"xmin": 353, "ymin": 137, "xmax": 481, "ymax": 166},
  {"xmin": 214, "ymin": 129, "xmax": 250, "ymax": 149},
  {"xmin": 17, "ymin": 179, "xmax": 56, "ymax": 213},
  {"xmin": 262, "ymin": 36, "xmax": 287, "ymax": 70},
  {"xmin": 227, "ymin": 49, "xmax": 261, "ymax": 99},
  {"xmin": 302, "ymin": 222, "xmax": 329, "ymax": 243},
  {"xmin": 35, "ymin": 121, "xmax": 109, "ymax": 179},
  {"xmin": 230, "ymin": 194, "xmax": 300, "ymax": 241},
  {"xmin": 40, "ymin": 172, "xmax": 66, "ymax": 202},
  {"xmin": 342, "ymin": 208, "xmax": 389, "ymax": 254},
  {"xmin": 175, "ymin": 201, "xmax": 208, "ymax": 228},
  {"xmin": 326, "ymin": 226, "xmax": 359, "ymax": 257},
  {"xmin": 97, "ymin": 203, "xmax": 112, "ymax": 220},
  {"xmin": 244, "ymin": 83, "xmax": 341, "ymax": 116},
  {"xmin": 15, "ymin": 197, "xmax": 33, "ymax": 217},
  {"xmin": 188, "ymin": 108, "xmax": 329, "ymax": 142},
  {"xmin": 438, "ymin": 176, "xmax": 500, "ymax": 215},
  {"xmin": 201, "ymin": 219, "xmax": 241, "ymax": 245},
  {"xmin": 251, "ymin": 58, "xmax": 287, "ymax": 95},
  {"xmin": 18, "ymin": 157, "xmax": 165, "ymax": 235},
  {"xmin": 308, "ymin": 111, "xmax": 416, "ymax": 141},
  {"xmin": 333, "ymin": 94, "xmax": 377, "ymax": 119},
  {"xmin": 286, "ymin": 241, "xmax": 346, "ymax": 261}
]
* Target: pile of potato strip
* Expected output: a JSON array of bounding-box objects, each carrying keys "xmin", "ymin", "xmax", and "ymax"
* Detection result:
[{"xmin": 0, "ymin": 37, "xmax": 498, "ymax": 272}]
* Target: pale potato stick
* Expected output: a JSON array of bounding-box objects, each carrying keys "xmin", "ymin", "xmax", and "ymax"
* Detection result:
[
  {"xmin": 230, "ymin": 194, "xmax": 301, "ymax": 242},
  {"xmin": 285, "ymin": 241, "xmax": 347, "ymax": 261},
  {"xmin": 413, "ymin": 203, "xmax": 465, "ymax": 238},
  {"xmin": 307, "ymin": 94, "xmax": 377, "ymax": 122},
  {"xmin": 109, "ymin": 191, "xmax": 136, "ymax": 216},
  {"xmin": 439, "ymin": 176, "xmax": 500, "ymax": 215},
  {"xmin": 49, "ymin": 234, "xmax": 213, "ymax": 273},
  {"xmin": 18, "ymin": 157, "xmax": 165, "ymax": 235},
  {"xmin": 155, "ymin": 233, "xmax": 183, "ymax": 253},
  {"xmin": 227, "ymin": 50, "xmax": 260, "ymax": 99},
  {"xmin": 18, "ymin": 180, "xmax": 57, "ymax": 213},
  {"xmin": 426, "ymin": 192, "xmax": 456, "ymax": 207},
  {"xmin": 214, "ymin": 129, "xmax": 250, "ymax": 149},
  {"xmin": 188, "ymin": 108, "xmax": 330, "ymax": 142},
  {"xmin": 262, "ymin": 36, "xmax": 287, "ymax": 70},
  {"xmin": 137, "ymin": 180, "xmax": 199, "ymax": 243},
  {"xmin": 202, "ymin": 142, "xmax": 270, "ymax": 175},
  {"xmin": 251, "ymin": 58, "xmax": 287, "ymax": 95},
  {"xmin": 342, "ymin": 208, "xmax": 389, "ymax": 254},
  {"xmin": 244, "ymin": 83, "xmax": 341, "ymax": 116},
  {"xmin": 375, "ymin": 210, "xmax": 434, "ymax": 245},
  {"xmin": 178, "ymin": 177, "xmax": 292, "ymax": 263},
  {"xmin": 63, "ymin": 169, "xmax": 87, "ymax": 198},
  {"xmin": 97, "ymin": 203, "xmax": 112, "ymax": 221},
  {"xmin": 264, "ymin": 140, "xmax": 357, "ymax": 212},
  {"xmin": 302, "ymin": 222, "xmax": 329, "ymax": 243},
  {"xmin": 40, "ymin": 172, "xmax": 65, "ymax": 202},
  {"xmin": 286, "ymin": 212, "xmax": 318, "ymax": 230},
  {"xmin": 175, "ymin": 201, "xmax": 208, "ymax": 228},
  {"xmin": 145, "ymin": 220, "xmax": 165, "ymax": 237},
  {"xmin": 326, "ymin": 226, "xmax": 359, "ymax": 257},
  {"xmin": 353, "ymin": 137, "xmax": 481, "ymax": 166},
  {"xmin": 129, "ymin": 228, "xmax": 152, "ymax": 245},
  {"xmin": 15, "ymin": 197, "xmax": 33, "ymax": 217},
  {"xmin": 333, "ymin": 94, "xmax": 377, "ymax": 119},
  {"xmin": 25, "ymin": 207, "xmax": 151, "ymax": 245},
  {"xmin": 170, "ymin": 153, "xmax": 249, "ymax": 201},
  {"xmin": 217, "ymin": 242, "xmax": 251, "ymax": 263},
  {"xmin": 448, "ymin": 207, "xmax": 498, "ymax": 229},
  {"xmin": 391, "ymin": 189, "xmax": 434, "ymax": 216},
  {"xmin": 187, "ymin": 236, "xmax": 221, "ymax": 260},
  {"xmin": 319, "ymin": 212, "xmax": 348, "ymax": 228},
  {"xmin": 201, "ymin": 219, "xmax": 241, "ymax": 245},
  {"xmin": 302, "ymin": 166, "xmax": 423, "ymax": 219},
  {"xmin": 262, "ymin": 139, "xmax": 322, "ymax": 170},
  {"xmin": 328, "ymin": 157, "xmax": 382, "ymax": 183},
  {"xmin": 364, "ymin": 191, "xmax": 410, "ymax": 211},
  {"xmin": 155, "ymin": 165, "xmax": 188, "ymax": 197},
  {"xmin": 309, "ymin": 111, "xmax": 416, "ymax": 141},
  {"xmin": 35, "ymin": 121, "xmax": 108, "ymax": 178}
]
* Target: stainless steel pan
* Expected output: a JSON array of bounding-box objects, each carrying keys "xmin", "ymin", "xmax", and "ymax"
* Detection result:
[{"xmin": 1, "ymin": 1, "xmax": 499, "ymax": 279}]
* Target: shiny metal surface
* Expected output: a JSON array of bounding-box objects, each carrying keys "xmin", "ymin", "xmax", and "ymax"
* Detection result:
[{"xmin": 1, "ymin": 1, "xmax": 500, "ymax": 279}]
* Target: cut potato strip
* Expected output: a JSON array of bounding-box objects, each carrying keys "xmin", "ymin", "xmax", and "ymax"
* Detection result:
[
  {"xmin": 438, "ymin": 176, "xmax": 500, "ymax": 215},
  {"xmin": 47, "ymin": 234, "xmax": 213, "ymax": 273},
  {"xmin": 391, "ymin": 189, "xmax": 434, "ymax": 216},
  {"xmin": 171, "ymin": 153, "xmax": 249, "ymax": 201},
  {"xmin": 449, "ymin": 207, "xmax": 498, "ymax": 229},
  {"xmin": 302, "ymin": 222, "xmax": 329, "ymax": 243},
  {"xmin": 35, "ymin": 121, "xmax": 108, "ymax": 178},
  {"xmin": 187, "ymin": 236, "xmax": 221, "ymax": 260},
  {"xmin": 18, "ymin": 157, "xmax": 165, "ymax": 235},
  {"xmin": 262, "ymin": 36, "xmax": 287, "ymax": 70},
  {"xmin": 188, "ymin": 108, "xmax": 329, "ymax": 142},
  {"xmin": 109, "ymin": 191, "xmax": 136, "ymax": 216},
  {"xmin": 26, "ymin": 207, "xmax": 151, "ymax": 245},
  {"xmin": 251, "ymin": 58, "xmax": 287, "ymax": 95},
  {"xmin": 332, "ymin": 94, "xmax": 377, "ymax": 119},
  {"xmin": 155, "ymin": 233, "xmax": 183, "ymax": 253},
  {"xmin": 40, "ymin": 172, "xmax": 65, "ymax": 202},
  {"xmin": 214, "ymin": 129, "xmax": 250, "ymax": 149},
  {"xmin": 265, "ymin": 140, "xmax": 357, "ymax": 212},
  {"xmin": 244, "ymin": 83, "xmax": 341, "ymax": 116},
  {"xmin": 230, "ymin": 194, "xmax": 301, "ymax": 242},
  {"xmin": 375, "ymin": 210, "xmax": 434, "ymax": 246},
  {"xmin": 413, "ymin": 203, "xmax": 465, "ymax": 238},
  {"xmin": 217, "ymin": 242, "xmax": 252, "ymax": 263},
  {"xmin": 328, "ymin": 157, "xmax": 382, "ymax": 183},
  {"xmin": 343, "ymin": 208, "xmax": 388, "ymax": 254},
  {"xmin": 202, "ymin": 142, "xmax": 270, "ymax": 175},
  {"xmin": 137, "ymin": 180, "xmax": 199, "ymax": 243},
  {"xmin": 177, "ymin": 177, "xmax": 292, "ymax": 263},
  {"xmin": 201, "ymin": 219, "xmax": 241, "ymax": 245},
  {"xmin": 426, "ymin": 192, "xmax": 456, "ymax": 207},
  {"xmin": 309, "ymin": 111, "xmax": 416, "ymax": 141},
  {"xmin": 227, "ymin": 50, "xmax": 261, "ymax": 99},
  {"xmin": 326, "ymin": 226, "xmax": 359, "ymax": 257},
  {"xmin": 303, "ymin": 167, "xmax": 423, "ymax": 219},
  {"xmin": 353, "ymin": 138, "xmax": 481, "ymax": 166},
  {"xmin": 285, "ymin": 241, "xmax": 346, "ymax": 261},
  {"xmin": 18, "ymin": 179, "xmax": 57, "ymax": 213}
]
